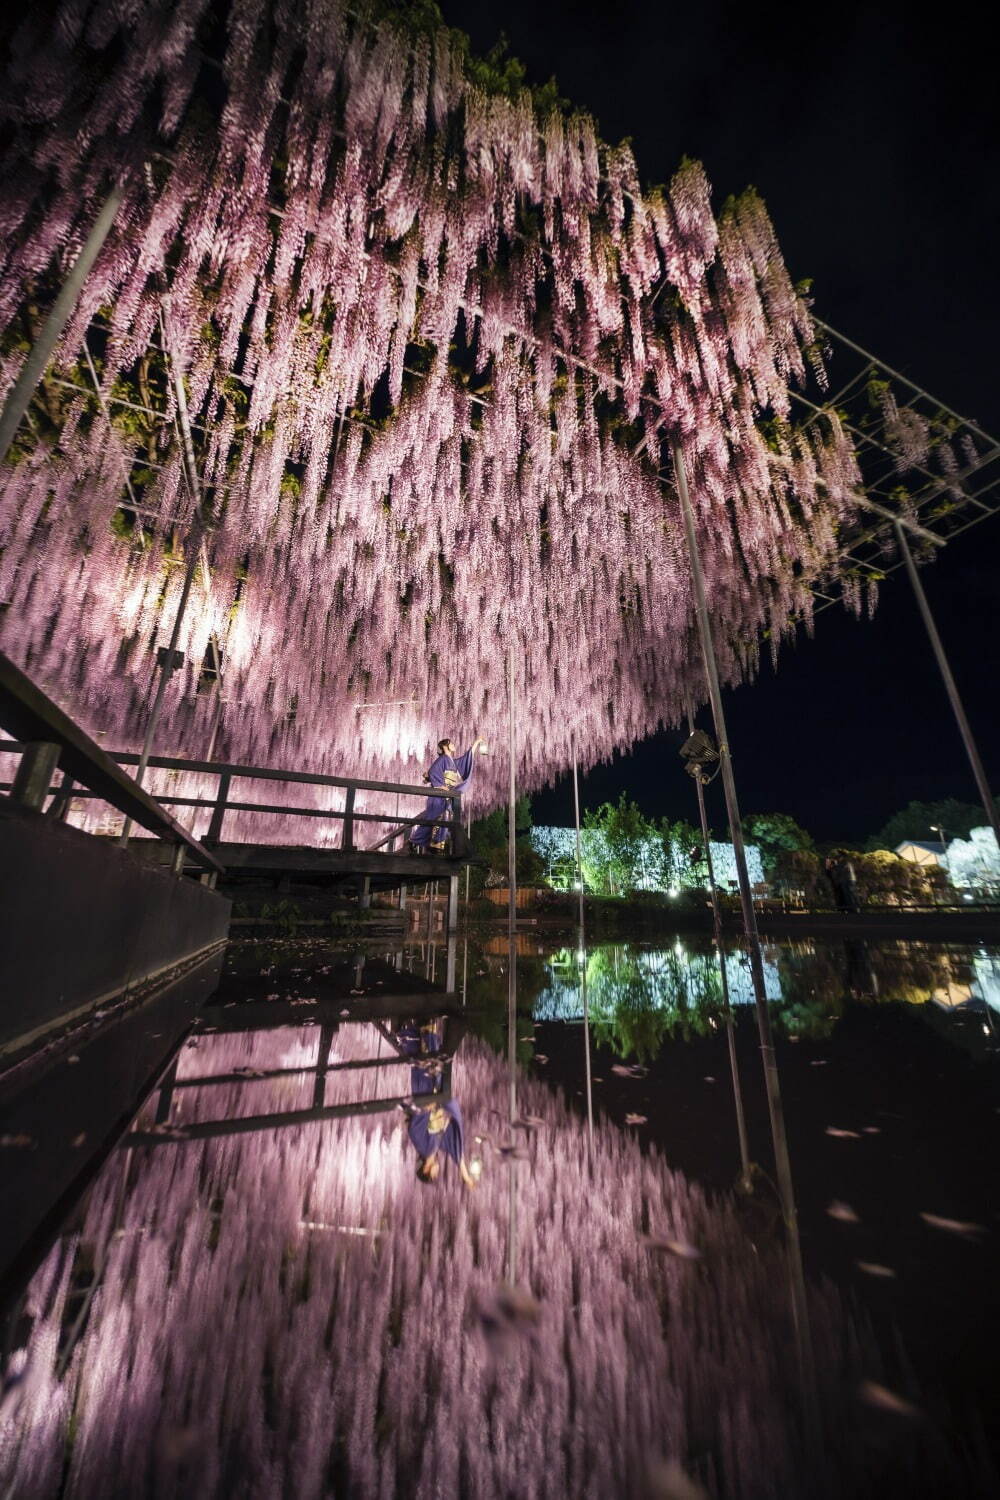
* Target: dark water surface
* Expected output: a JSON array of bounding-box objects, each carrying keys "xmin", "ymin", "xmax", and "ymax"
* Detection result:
[{"xmin": 1, "ymin": 930, "xmax": 998, "ymax": 1498}]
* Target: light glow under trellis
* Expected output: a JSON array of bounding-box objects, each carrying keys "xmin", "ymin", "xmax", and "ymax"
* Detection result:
[{"xmin": 0, "ymin": 0, "xmax": 864, "ymax": 803}]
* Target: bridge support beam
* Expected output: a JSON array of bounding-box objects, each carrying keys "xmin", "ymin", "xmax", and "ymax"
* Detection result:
[{"xmin": 11, "ymin": 742, "xmax": 61, "ymax": 813}]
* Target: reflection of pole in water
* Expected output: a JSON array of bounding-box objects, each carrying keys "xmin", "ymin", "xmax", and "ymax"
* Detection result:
[
  {"xmin": 506, "ymin": 643, "xmax": 518, "ymax": 1284},
  {"xmin": 674, "ymin": 442, "xmax": 815, "ymax": 1413},
  {"xmin": 571, "ymin": 734, "xmax": 594, "ymax": 1142},
  {"xmin": 686, "ymin": 703, "xmax": 751, "ymax": 1192}
]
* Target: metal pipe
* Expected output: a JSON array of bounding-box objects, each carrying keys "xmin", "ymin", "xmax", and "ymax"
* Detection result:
[
  {"xmin": 673, "ymin": 441, "xmax": 814, "ymax": 1399},
  {"xmin": 816, "ymin": 319, "xmax": 1000, "ymax": 450},
  {"xmin": 895, "ymin": 521, "xmax": 1000, "ymax": 854},
  {"xmin": 571, "ymin": 736, "xmax": 594, "ymax": 1142},
  {"xmin": 121, "ymin": 310, "xmax": 210, "ymax": 844},
  {"xmin": 0, "ymin": 182, "xmax": 125, "ymax": 466},
  {"xmin": 506, "ymin": 642, "xmax": 518, "ymax": 1284},
  {"xmin": 119, "ymin": 530, "xmax": 201, "ymax": 845},
  {"xmin": 685, "ymin": 703, "xmax": 751, "ymax": 1191}
]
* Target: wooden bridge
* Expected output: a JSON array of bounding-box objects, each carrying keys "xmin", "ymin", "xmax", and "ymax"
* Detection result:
[{"xmin": 0, "ymin": 651, "xmax": 476, "ymax": 933}]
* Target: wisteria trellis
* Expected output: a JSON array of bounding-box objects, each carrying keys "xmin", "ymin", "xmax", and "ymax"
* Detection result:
[{"xmin": 0, "ymin": 0, "xmax": 866, "ymax": 807}]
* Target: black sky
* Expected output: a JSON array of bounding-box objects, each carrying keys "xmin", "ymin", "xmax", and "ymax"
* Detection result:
[{"xmin": 443, "ymin": 0, "xmax": 1000, "ymax": 844}]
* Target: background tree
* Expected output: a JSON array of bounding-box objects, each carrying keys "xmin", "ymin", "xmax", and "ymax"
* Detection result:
[
  {"xmin": 742, "ymin": 813, "xmax": 815, "ymax": 874},
  {"xmin": 469, "ymin": 795, "xmax": 544, "ymax": 893},
  {"xmin": 866, "ymin": 797, "xmax": 999, "ymax": 852},
  {"xmin": 582, "ymin": 793, "xmax": 652, "ymax": 895},
  {"xmin": 659, "ymin": 816, "xmax": 707, "ymax": 889}
]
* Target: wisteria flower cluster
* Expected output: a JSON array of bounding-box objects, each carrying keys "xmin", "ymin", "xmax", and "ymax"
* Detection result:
[{"xmin": 0, "ymin": 0, "xmax": 864, "ymax": 809}]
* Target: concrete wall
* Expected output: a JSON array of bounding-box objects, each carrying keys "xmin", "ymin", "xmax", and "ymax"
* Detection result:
[{"xmin": 0, "ymin": 801, "xmax": 231, "ymax": 1064}]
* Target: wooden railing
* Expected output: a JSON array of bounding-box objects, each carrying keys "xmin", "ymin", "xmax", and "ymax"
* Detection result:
[
  {"xmin": 0, "ymin": 650, "xmax": 222, "ymax": 876},
  {"xmin": 0, "ymin": 731, "xmax": 468, "ymax": 858}
]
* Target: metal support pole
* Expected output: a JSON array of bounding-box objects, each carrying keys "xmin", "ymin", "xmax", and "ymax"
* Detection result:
[
  {"xmin": 119, "ymin": 534, "xmax": 201, "ymax": 845},
  {"xmin": 506, "ymin": 641, "xmax": 519, "ymax": 1285},
  {"xmin": 464, "ymin": 808, "xmax": 472, "ymax": 903},
  {"xmin": 673, "ymin": 442, "xmax": 814, "ymax": 1398},
  {"xmin": 0, "ymin": 182, "xmax": 125, "ymax": 466},
  {"xmin": 445, "ymin": 930, "xmax": 457, "ymax": 992},
  {"xmin": 122, "ymin": 309, "xmax": 212, "ymax": 846},
  {"xmin": 170, "ymin": 842, "xmax": 185, "ymax": 877},
  {"xmin": 446, "ymin": 873, "xmax": 459, "ymax": 934},
  {"xmin": 895, "ymin": 522, "xmax": 1000, "ymax": 854},
  {"xmin": 398, "ymin": 884, "xmax": 407, "ymax": 912},
  {"xmin": 359, "ymin": 876, "xmax": 371, "ymax": 909},
  {"xmin": 10, "ymin": 742, "xmax": 60, "ymax": 812},
  {"xmin": 686, "ymin": 706, "xmax": 752, "ymax": 1192},
  {"xmin": 571, "ymin": 736, "xmax": 594, "ymax": 1143}
]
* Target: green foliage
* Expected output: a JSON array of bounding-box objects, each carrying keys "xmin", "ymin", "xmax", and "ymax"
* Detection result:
[
  {"xmin": 770, "ymin": 847, "xmax": 830, "ymax": 906},
  {"xmin": 583, "ymin": 793, "xmax": 652, "ymax": 895},
  {"xmin": 658, "ymin": 816, "xmax": 705, "ymax": 888},
  {"xmin": 866, "ymin": 798, "xmax": 996, "ymax": 853},
  {"xmin": 828, "ymin": 848, "xmax": 948, "ymax": 908},
  {"xmin": 742, "ymin": 813, "xmax": 814, "ymax": 873},
  {"xmin": 468, "ymin": 795, "xmax": 543, "ymax": 894},
  {"xmin": 371, "ymin": 5, "xmax": 568, "ymax": 113}
]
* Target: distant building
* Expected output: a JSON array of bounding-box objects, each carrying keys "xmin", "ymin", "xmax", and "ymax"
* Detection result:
[{"xmin": 895, "ymin": 839, "xmax": 947, "ymax": 868}]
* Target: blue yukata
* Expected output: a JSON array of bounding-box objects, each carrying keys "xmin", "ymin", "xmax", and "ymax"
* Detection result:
[
  {"xmin": 409, "ymin": 745, "xmax": 476, "ymax": 851},
  {"xmin": 407, "ymin": 1099, "xmax": 465, "ymax": 1165}
]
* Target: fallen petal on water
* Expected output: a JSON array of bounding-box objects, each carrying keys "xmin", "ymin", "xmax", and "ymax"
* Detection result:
[
  {"xmin": 642, "ymin": 1235, "xmax": 701, "ymax": 1260},
  {"xmin": 826, "ymin": 1201, "xmax": 860, "ymax": 1223},
  {"xmin": 919, "ymin": 1212, "xmax": 985, "ymax": 1237},
  {"xmin": 856, "ymin": 1261, "xmax": 896, "ymax": 1278},
  {"xmin": 825, "ymin": 1127, "xmax": 862, "ymax": 1139},
  {"xmin": 643, "ymin": 1458, "xmax": 710, "ymax": 1500},
  {"xmin": 858, "ymin": 1380, "xmax": 920, "ymax": 1418}
]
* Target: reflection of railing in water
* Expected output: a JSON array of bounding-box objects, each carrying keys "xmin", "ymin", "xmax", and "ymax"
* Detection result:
[{"xmin": 129, "ymin": 1018, "xmax": 459, "ymax": 1147}]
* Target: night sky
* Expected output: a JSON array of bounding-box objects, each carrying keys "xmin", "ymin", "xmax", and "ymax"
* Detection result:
[{"xmin": 445, "ymin": 0, "xmax": 1000, "ymax": 845}]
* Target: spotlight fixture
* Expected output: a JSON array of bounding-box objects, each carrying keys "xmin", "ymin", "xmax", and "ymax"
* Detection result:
[{"xmin": 679, "ymin": 728, "xmax": 719, "ymax": 781}]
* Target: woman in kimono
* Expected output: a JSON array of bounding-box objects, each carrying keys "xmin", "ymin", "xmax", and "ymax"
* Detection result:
[{"xmin": 408, "ymin": 735, "xmax": 485, "ymax": 853}]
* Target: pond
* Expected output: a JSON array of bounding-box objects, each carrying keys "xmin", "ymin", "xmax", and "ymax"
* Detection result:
[{"xmin": 1, "ymin": 929, "xmax": 998, "ymax": 1498}]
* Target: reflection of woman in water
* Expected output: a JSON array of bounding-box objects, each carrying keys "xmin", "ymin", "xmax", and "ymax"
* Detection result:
[
  {"xmin": 408, "ymin": 1097, "xmax": 478, "ymax": 1187},
  {"xmin": 409, "ymin": 735, "xmax": 485, "ymax": 853},
  {"xmin": 397, "ymin": 1015, "xmax": 479, "ymax": 1186}
]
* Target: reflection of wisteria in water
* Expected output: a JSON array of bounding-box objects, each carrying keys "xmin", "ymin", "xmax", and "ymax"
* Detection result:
[
  {"xmin": 534, "ymin": 944, "xmax": 782, "ymax": 1030},
  {"xmin": 0, "ymin": 1034, "xmax": 988, "ymax": 1498},
  {"xmin": 533, "ymin": 941, "xmax": 1000, "ymax": 1057}
]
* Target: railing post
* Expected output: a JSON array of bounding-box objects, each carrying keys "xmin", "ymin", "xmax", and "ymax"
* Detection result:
[
  {"xmin": 45, "ymin": 773, "xmax": 75, "ymax": 821},
  {"xmin": 451, "ymin": 792, "xmax": 468, "ymax": 856},
  {"xmin": 10, "ymin": 741, "xmax": 60, "ymax": 812},
  {"xmin": 342, "ymin": 786, "xmax": 355, "ymax": 851},
  {"xmin": 206, "ymin": 771, "xmax": 231, "ymax": 843},
  {"xmin": 446, "ymin": 873, "xmax": 459, "ymax": 934}
]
